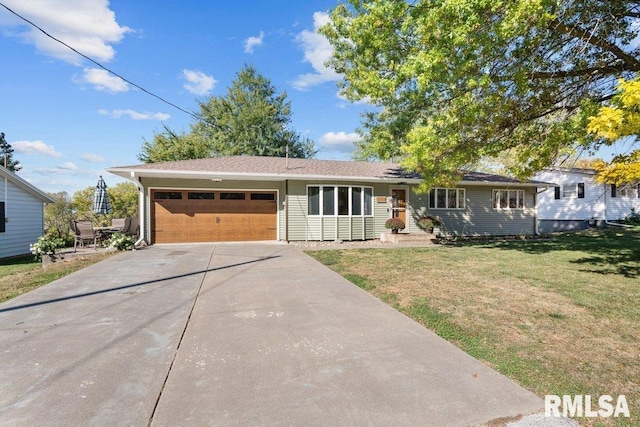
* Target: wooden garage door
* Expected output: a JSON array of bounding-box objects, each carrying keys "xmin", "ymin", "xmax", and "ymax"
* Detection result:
[{"xmin": 152, "ymin": 190, "xmax": 277, "ymax": 243}]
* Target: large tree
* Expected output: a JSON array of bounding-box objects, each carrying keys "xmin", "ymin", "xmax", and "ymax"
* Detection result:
[
  {"xmin": 139, "ymin": 65, "xmax": 316, "ymax": 163},
  {"xmin": 322, "ymin": 0, "xmax": 640, "ymax": 189},
  {"xmin": 0, "ymin": 132, "xmax": 21, "ymax": 172},
  {"xmin": 588, "ymin": 77, "xmax": 640, "ymax": 185}
]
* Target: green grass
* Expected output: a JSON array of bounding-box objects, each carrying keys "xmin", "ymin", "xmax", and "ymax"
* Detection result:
[
  {"xmin": 308, "ymin": 227, "xmax": 640, "ymax": 426},
  {"xmin": 0, "ymin": 252, "xmax": 115, "ymax": 303}
]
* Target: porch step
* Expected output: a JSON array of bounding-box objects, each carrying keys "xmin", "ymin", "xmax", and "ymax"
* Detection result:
[{"xmin": 380, "ymin": 232, "xmax": 439, "ymax": 245}]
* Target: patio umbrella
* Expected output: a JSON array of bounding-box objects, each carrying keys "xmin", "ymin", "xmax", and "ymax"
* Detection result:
[{"xmin": 93, "ymin": 175, "xmax": 112, "ymax": 215}]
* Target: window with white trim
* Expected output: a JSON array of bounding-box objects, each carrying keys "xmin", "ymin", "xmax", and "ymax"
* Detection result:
[
  {"xmin": 308, "ymin": 185, "xmax": 374, "ymax": 216},
  {"xmin": 562, "ymin": 183, "xmax": 578, "ymax": 198},
  {"xmin": 428, "ymin": 188, "xmax": 465, "ymax": 209},
  {"xmin": 619, "ymin": 185, "xmax": 638, "ymax": 198},
  {"xmin": 493, "ymin": 189, "xmax": 525, "ymax": 209}
]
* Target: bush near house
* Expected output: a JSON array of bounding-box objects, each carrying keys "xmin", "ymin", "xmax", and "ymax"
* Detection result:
[{"xmin": 384, "ymin": 218, "xmax": 405, "ymax": 232}]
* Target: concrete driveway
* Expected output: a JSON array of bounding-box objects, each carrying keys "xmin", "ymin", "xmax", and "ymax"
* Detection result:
[{"xmin": 1, "ymin": 243, "xmax": 550, "ymax": 426}]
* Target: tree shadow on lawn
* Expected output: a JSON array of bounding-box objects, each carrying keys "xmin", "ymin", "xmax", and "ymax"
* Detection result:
[{"xmin": 459, "ymin": 228, "xmax": 640, "ymax": 278}]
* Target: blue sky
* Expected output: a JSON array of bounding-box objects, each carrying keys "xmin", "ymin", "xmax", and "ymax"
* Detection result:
[
  {"xmin": 1, "ymin": 0, "xmax": 369, "ymax": 194},
  {"xmin": 0, "ymin": 1, "xmax": 634, "ymax": 195}
]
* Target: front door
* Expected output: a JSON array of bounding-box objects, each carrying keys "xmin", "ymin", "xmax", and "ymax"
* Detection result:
[{"xmin": 391, "ymin": 188, "xmax": 407, "ymax": 225}]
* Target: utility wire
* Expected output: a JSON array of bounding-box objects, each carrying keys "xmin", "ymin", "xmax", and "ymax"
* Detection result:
[{"xmin": 0, "ymin": 2, "xmax": 205, "ymax": 123}]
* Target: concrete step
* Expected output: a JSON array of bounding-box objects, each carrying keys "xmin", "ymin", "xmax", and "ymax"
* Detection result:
[{"xmin": 380, "ymin": 232, "xmax": 439, "ymax": 245}]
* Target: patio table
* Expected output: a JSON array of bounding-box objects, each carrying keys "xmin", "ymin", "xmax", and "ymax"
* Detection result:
[{"xmin": 94, "ymin": 226, "xmax": 120, "ymax": 243}]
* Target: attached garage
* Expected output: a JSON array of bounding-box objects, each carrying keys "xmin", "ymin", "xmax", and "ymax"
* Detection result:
[{"xmin": 151, "ymin": 189, "xmax": 277, "ymax": 243}]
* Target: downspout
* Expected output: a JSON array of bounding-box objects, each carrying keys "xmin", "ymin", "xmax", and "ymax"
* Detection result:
[
  {"xmin": 603, "ymin": 182, "xmax": 608, "ymax": 222},
  {"xmin": 284, "ymin": 179, "xmax": 289, "ymax": 242},
  {"xmin": 131, "ymin": 172, "xmax": 146, "ymax": 246},
  {"xmin": 600, "ymin": 183, "xmax": 631, "ymax": 227}
]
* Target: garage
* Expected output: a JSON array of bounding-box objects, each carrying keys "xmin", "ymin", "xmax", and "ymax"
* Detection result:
[{"xmin": 151, "ymin": 189, "xmax": 277, "ymax": 243}]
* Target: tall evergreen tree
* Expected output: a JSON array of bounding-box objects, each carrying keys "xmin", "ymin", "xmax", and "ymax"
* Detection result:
[
  {"xmin": 0, "ymin": 132, "xmax": 21, "ymax": 172},
  {"xmin": 139, "ymin": 65, "xmax": 316, "ymax": 163}
]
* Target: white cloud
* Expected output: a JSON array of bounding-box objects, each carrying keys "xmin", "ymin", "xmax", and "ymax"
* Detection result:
[
  {"xmin": 318, "ymin": 131, "xmax": 361, "ymax": 153},
  {"xmin": 80, "ymin": 68, "xmax": 128, "ymax": 92},
  {"xmin": 81, "ymin": 153, "xmax": 105, "ymax": 163},
  {"xmin": 292, "ymin": 12, "xmax": 341, "ymax": 90},
  {"xmin": 12, "ymin": 140, "xmax": 63, "ymax": 157},
  {"xmin": 98, "ymin": 109, "xmax": 170, "ymax": 121},
  {"xmin": 0, "ymin": 0, "xmax": 131, "ymax": 65},
  {"xmin": 182, "ymin": 69, "xmax": 217, "ymax": 96},
  {"xmin": 337, "ymin": 90, "xmax": 372, "ymax": 105},
  {"xmin": 244, "ymin": 31, "xmax": 264, "ymax": 54},
  {"xmin": 58, "ymin": 161, "xmax": 78, "ymax": 170}
]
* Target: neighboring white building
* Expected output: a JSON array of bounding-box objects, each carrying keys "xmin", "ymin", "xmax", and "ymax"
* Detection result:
[
  {"xmin": 0, "ymin": 166, "xmax": 55, "ymax": 259},
  {"xmin": 534, "ymin": 167, "xmax": 640, "ymax": 233}
]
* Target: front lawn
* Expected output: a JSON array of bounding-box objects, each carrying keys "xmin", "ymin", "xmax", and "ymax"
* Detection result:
[
  {"xmin": 308, "ymin": 227, "xmax": 640, "ymax": 426},
  {"xmin": 0, "ymin": 253, "xmax": 114, "ymax": 303}
]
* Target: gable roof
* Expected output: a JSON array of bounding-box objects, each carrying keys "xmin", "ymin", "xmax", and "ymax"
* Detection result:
[
  {"xmin": 107, "ymin": 156, "xmax": 550, "ymax": 187},
  {"xmin": 0, "ymin": 166, "xmax": 55, "ymax": 203}
]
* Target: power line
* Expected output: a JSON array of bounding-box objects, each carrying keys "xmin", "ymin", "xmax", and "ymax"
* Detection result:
[{"xmin": 0, "ymin": 2, "xmax": 205, "ymax": 123}]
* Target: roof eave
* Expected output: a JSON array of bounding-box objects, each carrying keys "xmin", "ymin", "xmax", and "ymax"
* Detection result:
[
  {"xmin": 458, "ymin": 180, "xmax": 555, "ymax": 188},
  {"xmin": 107, "ymin": 168, "xmax": 423, "ymax": 184},
  {"xmin": 0, "ymin": 167, "xmax": 56, "ymax": 203}
]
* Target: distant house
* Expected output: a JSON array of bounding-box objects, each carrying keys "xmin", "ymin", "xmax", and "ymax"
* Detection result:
[
  {"xmin": 534, "ymin": 167, "xmax": 640, "ymax": 233},
  {"xmin": 0, "ymin": 166, "xmax": 55, "ymax": 259},
  {"xmin": 107, "ymin": 156, "xmax": 550, "ymax": 244}
]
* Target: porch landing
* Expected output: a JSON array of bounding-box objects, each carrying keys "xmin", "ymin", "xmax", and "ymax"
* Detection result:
[{"xmin": 380, "ymin": 231, "xmax": 439, "ymax": 245}]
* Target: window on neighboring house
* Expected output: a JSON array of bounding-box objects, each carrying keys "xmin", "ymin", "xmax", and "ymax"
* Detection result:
[
  {"xmin": 493, "ymin": 189, "xmax": 525, "ymax": 209},
  {"xmin": 620, "ymin": 186, "xmax": 630, "ymax": 197},
  {"xmin": 554, "ymin": 187, "xmax": 561, "ymax": 199},
  {"xmin": 428, "ymin": 188, "xmax": 465, "ymax": 209},
  {"xmin": 563, "ymin": 183, "xmax": 578, "ymax": 198},
  {"xmin": 611, "ymin": 184, "xmax": 617, "ymax": 198},
  {"xmin": 308, "ymin": 185, "xmax": 374, "ymax": 217}
]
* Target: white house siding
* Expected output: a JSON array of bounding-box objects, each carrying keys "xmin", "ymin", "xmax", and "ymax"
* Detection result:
[
  {"xmin": 607, "ymin": 188, "xmax": 640, "ymax": 220},
  {"xmin": 409, "ymin": 186, "xmax": 536, "ymax": 236},
  {"xmin": 533, "ymin": 169, "xmax": 640, "ymax": 232},
  {"xmin": 0, "ymin": 179, "xmax": 45, "ymax": 258},
  {"xmin": 534, "ymin": 169, "xmax": 605, "ymax": 222}
]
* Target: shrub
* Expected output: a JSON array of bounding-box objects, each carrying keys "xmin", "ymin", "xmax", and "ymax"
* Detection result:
[
  {"xmin": 107, "ymin": 233, "xmax": 137, "ymax": 251},
  {"xmin": 622, "ymin": 207, "xmax": 640, "ymax": 225},
  {"xmin": 30, "ymin": 235, "xmax": 65, "ymax": 260},
  {"xmin": 384, "ymin": 217, "xmax": 405, "ymax": 231},
  {"xmin": 417, "ymin": 215, "xmax": 442, "ymax": 231}
]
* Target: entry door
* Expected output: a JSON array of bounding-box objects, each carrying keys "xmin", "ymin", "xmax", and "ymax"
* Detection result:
[{"xmin": 391, "ymin": 188, "xmax": 407, "ymax": 225}]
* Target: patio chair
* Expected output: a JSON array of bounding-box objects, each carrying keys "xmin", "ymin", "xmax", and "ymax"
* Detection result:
[
  {"xmin": 111, "ymin": 218, "xmax": 131, "ymax": 233},
  {"xmin": 74, "ymin": 220, "xmax": 98, "ymax": 251},
  {"xmin": 126, "ymin": 217, "xmax": 139, "ymax": 237}
]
